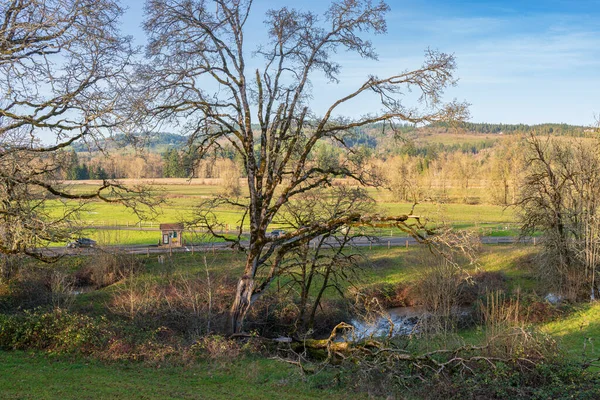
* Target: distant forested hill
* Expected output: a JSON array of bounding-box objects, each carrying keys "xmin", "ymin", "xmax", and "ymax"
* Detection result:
[
  {"xmin": 71, "ymin": 132, "xmax": 188, "ymax": 152},
  {"xmin": 70, "ymin": 122, "xmax": 593, "ymax": 155},
  {"xmin": 431, "ymin": 122, "xmax": 590, "ymax": 136}
]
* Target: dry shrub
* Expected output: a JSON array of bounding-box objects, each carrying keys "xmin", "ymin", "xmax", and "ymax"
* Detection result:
[
  {"xmin": 247, "ymin": 292, "xmax": 350, "ymax": 337},
  {"xmin": 309, "ymin": 299, "xmax": 352, "ymax": 337},
  {"xmin": 191, "ymin": 335, "xmax": 241, "ymax": 363},
  {"xmin": 103, "ymin": 338, "xmax": 136, "ymax": 361},
  {"xmin": 109, "ymin": 277, "xmax": 159, "ymax": 320},
  {"xmin": 0, "ymin": 267, "xmax": 51, "ymax": 311},
  {"xmin": 155, "ymin": 272, "xmax": 234, "ymax": 335},
  {"xmin": 561, "ymin": 266, "xmax": 589, "ymax": 302},
  {"xmin": 414, "ymin": 258, "xmax": 465, "ymax": 334},
  {"xmin": 87, "ymin": 251, "xmax": 143, "ymax": 288},
  {"xmin": 355, "ymin": 282, "xmax": 416, "ymax": 309},
  {"xmin": 49, "ymin": 270, "xmax": 75, "ymax": 310},
  {"xmin": 247, "ymin": 292, "xmax": 300, "ymax": 336},
  {"xmin": 478, "ymin": 290, "xmax": 557, "ymax": 361},
  {"xmin": 525, "ymin": 300, "xmax": 560, "ymax": 323},
  {"xmin": 479, "ymin": 290, "xmax": 520, "ymax": 339},
  {"xmin": 457, "ymin": 271, "xmax": 507, "ymax": 305},
  {"xmin": 100, "ymin": 336, "xmax": 180, "ymax": 364},
  {"xmin": 108, "ymin": 270, "xmax": 236, "ymax": 336},
  {"xmin": 73, "ymin": 266, "xmax": 95, "ymax": 287},
  {"xmin": 534, "ymin": 242, "xmax": 589, "ymax": 302}
]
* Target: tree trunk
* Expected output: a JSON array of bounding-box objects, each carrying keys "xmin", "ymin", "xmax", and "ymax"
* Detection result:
[
  {"xmin": 229, "ymin": 240, "xmax": 261, "ymax": 334},
  {"xmin": 230, "ymin": 274, "xmax": 255, "ymax": 334}
]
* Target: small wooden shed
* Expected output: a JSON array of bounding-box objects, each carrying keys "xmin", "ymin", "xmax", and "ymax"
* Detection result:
[{"xmin": 159, "ymin": 223, "xmax": 184, "ymax": 247}]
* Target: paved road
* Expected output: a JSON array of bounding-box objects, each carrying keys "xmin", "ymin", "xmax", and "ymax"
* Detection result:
[{"xmin": 42, "ymin": 235, "xmax": 536, "ymax": 257}]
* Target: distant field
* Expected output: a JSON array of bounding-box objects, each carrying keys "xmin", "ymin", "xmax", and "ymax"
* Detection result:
[{"xmin": 47, "ymin": 179, "xmax": 518, "ymax": 245}]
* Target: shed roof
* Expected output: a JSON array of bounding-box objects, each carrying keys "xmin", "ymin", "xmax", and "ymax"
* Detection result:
[{"xmin": 159, "ymin": 223, "xmax": 184, "ymax": 231}]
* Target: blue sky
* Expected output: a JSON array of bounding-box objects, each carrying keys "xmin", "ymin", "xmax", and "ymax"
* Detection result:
[{"xmin": 121, "ymin": 0, "xmax": 600, "ymax": 126}]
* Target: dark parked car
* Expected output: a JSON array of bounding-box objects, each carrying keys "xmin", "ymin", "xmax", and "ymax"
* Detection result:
[
  {"xmin": 66, "ymin": 238, "xmax": 97, "ymax": 248},
  {"xmin": 270, "ymin": 229, "xmax": 286, "ymax": 238}
]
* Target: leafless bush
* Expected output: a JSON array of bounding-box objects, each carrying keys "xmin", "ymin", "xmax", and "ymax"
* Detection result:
[
  {"xmin": 88, "ymin": 251, "xmax": 143, "ymax": 288},
  {"xmin": 478, "ymin": 290, "xmax": 557, "ymax": 361},
  {"xmin": 161, "ymin": 267, "xmax": 217, "ymax": 336},
  {"xmin": 191, "ymin": 335, "xmax": 242, "ymax": 365},
  {"xmin": 1, "ymin": 269, "xmax": 51, "ymax": 311},
  {"xmin": 479, "ymin": 290, "xmax": 520, "ymax": 340},
  {"xmin": 108, "ymin": 257, "xmax": 234, "ymax": 335},
  {"xmin": 353, "ymin": 282, "xmax": 416, "ymax": 309},
  {"xmin": 457, "ymin": 271, "xmax": 507, "ymax": 305},
  {"xmin": 414, "ymin": 256, "xmax": 465, "ymax": 335},
  {"xmin": 49, "ymin": 270, "xmax": 75, "ymax": 310},
  {"xmin": 109, "ymin": 275, "xmax": 157, "ymax": 320}
]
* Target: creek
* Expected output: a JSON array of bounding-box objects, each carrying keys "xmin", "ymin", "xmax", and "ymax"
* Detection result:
[{"xmin": 348, "ymin": 305, "xmax": 473, "ymax": 340}]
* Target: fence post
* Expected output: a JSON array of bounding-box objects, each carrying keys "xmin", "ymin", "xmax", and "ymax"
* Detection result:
[
  {"xmin": 405, "ymin": 240, "xmax": 408, "ymax": 249},
  {"xmin": 388, "ymin": 241, "xmax": 390, "ymax": 249}
]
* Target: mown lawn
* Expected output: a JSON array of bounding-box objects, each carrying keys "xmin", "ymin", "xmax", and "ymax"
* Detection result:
[{"xmin": 0, "ymin": 352, "xmax": 358, "ymax": 400}]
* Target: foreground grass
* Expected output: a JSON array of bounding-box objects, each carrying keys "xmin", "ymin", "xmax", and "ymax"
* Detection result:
[
  {"xmin": 3, "ymin": 244, "xmax": 599, "ymax": 398},
  {"xmin": 542, "ymin": 302, "xmax": 600, "ymax": 363},
  {"xmin": 0, "ymin": 351, "xmax": 357, "ymax": 400}
]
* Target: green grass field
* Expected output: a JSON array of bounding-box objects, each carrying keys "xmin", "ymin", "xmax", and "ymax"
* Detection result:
[
  {"xmin": 0, "ymin": 352, "xmax": 357, "ymax": 400},
  {"xmin": 46, "ymin": 179, "xmax": 518, "ymax": 246}
]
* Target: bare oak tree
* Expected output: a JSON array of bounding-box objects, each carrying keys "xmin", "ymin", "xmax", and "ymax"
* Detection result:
[
  {"xmin": 0, "ymin": 0, "xmax": 154, "ymax": 270},
  {"xmin": 139, "ymin": 0, "xmax": 468, "ymax": 333}
]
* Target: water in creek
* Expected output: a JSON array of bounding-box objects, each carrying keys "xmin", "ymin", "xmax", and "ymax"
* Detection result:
[{"xmin": 347, "ymin": 306, "xmax": 472, "ymax": 340}]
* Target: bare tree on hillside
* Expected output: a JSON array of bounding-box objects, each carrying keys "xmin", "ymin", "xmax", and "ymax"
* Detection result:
[
  {"xmin": 0, "ymin": 0, "xmax": 156, "ymax": 271},
  {"xmin": 139, "ymin": 0, "xmax": 468, "ymax": 333}
]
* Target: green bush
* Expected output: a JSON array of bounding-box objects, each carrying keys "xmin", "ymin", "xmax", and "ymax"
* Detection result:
[{"xmin": 0, "ymin": 309, "xmax": 110, "ymax": 354}]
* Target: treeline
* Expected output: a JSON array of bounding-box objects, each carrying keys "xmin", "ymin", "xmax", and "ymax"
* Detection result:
[
  {"xmin": 397, "ymin": 139, "xmax": 496, "ymax": 158},
  {"xmin": 59, "ymin": 135, "xmax": 523, "ymax": 206},
  {"xmin": 57, "ymin": 147, "xmax": 241, "ymax": 182},
  {"xmin": 59, "ymin": 124, "xmax": 594, "ymax": 205},
  {"xmin": 433, "ymin": 121, "xmax": 588, "ymax": 136},
  {"xmin": 374, "ymin": 135, "xmax": 524, "ymax": 205},
  {"xmin": 70, "ymin": 132, "xmax": 189, "ymax": 153}
]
